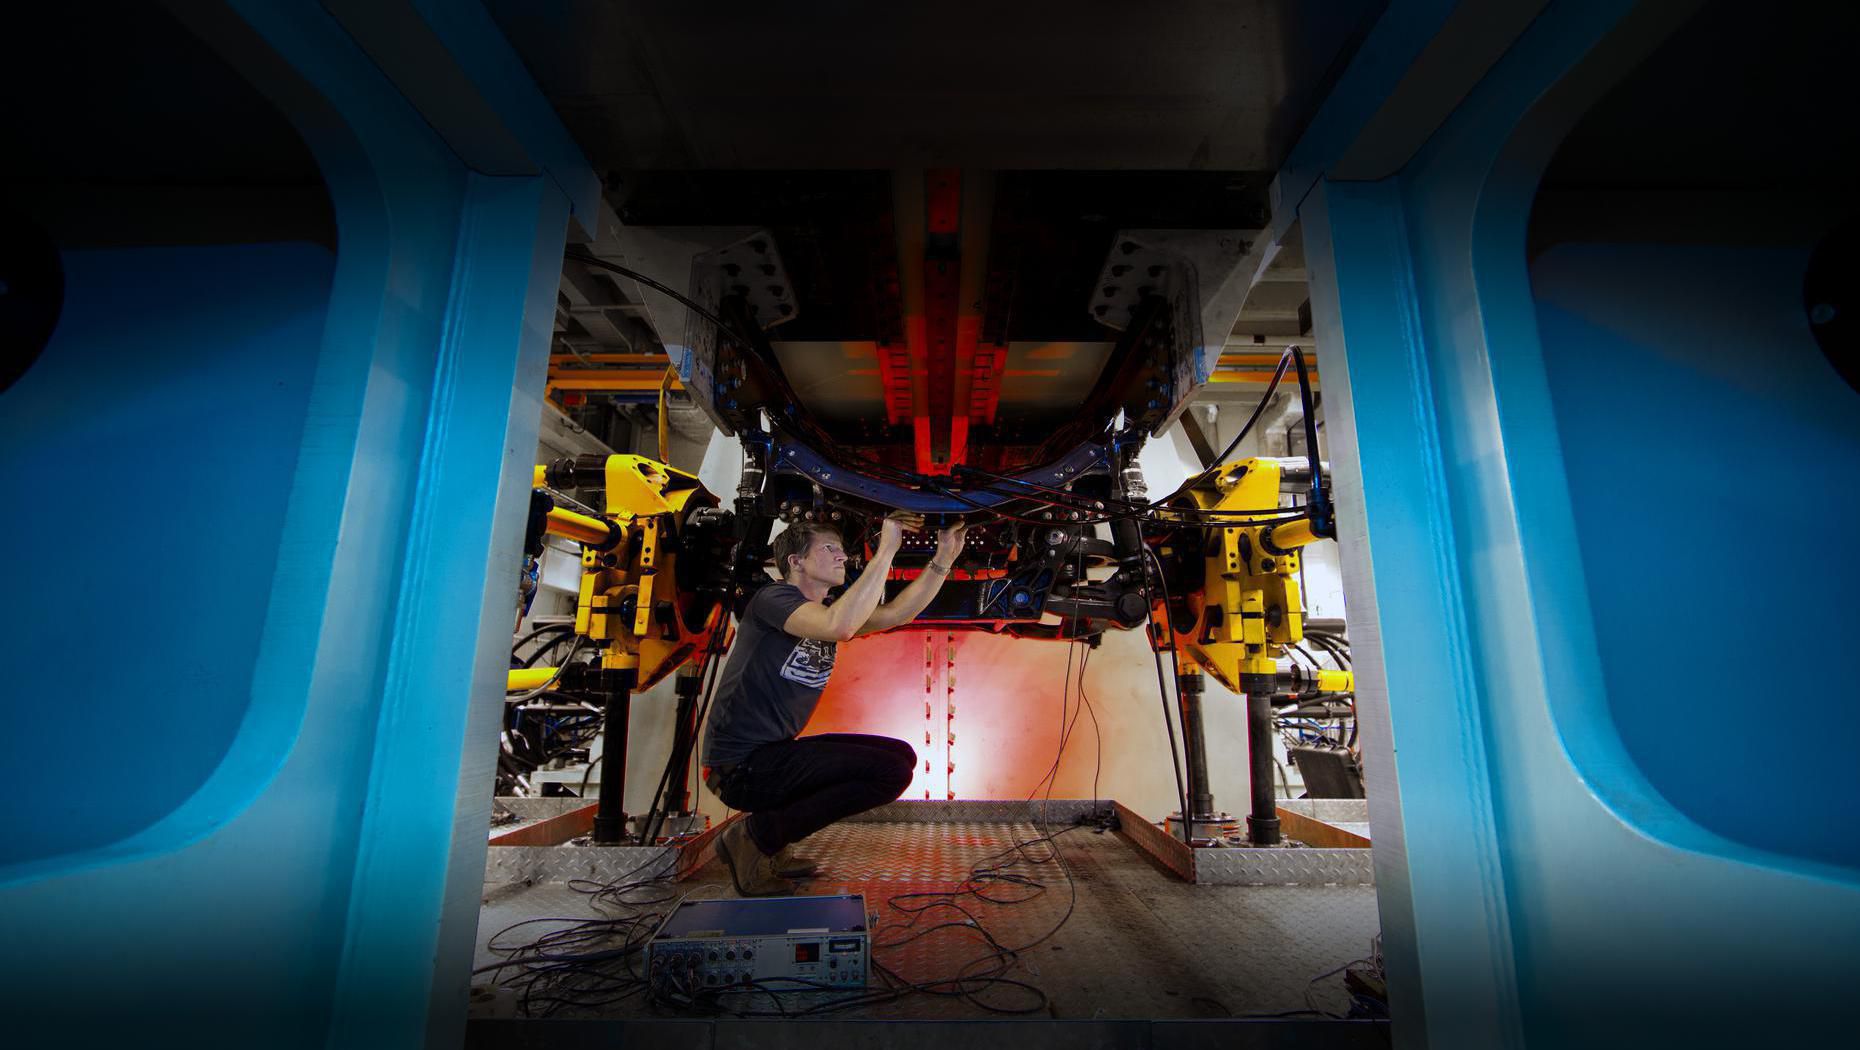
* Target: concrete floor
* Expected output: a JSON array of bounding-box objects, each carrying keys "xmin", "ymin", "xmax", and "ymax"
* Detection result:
[{"xmin": 467, "ymin": 818, "xmax": 1386, "ymax": 1044}]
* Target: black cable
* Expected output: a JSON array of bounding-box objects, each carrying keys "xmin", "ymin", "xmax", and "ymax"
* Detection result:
[
  {"xmin": 509, "ymin": 635, "xmax": 589, "ymax": 702},
  {"xmin": 1152, "ymin": 347, "xmax": 1294, "ymax": 506},
  {"xmin": 1033, "ymin": 543, "xmax": 1106, "ymax": 818},
  {"xmin": 1306, "ymin": 631, "xmax": 1352, "ymax": 670},
  {"xmin": 500, "ymin": 630, "xmax": 600, "ymax": 794},
  {"xmin": 1025, "ymin": 633, "xmax": 1080, "ymax": 809},
  {"xmin": 1289, "ymin": 347, "xmax": 1332, "ymax": 536},
  {"xmin": 924, "ymin": 476, "xmax": 1120, "ymax": 527},
  {"xmin": 564, "ymin": 251, "xmax": 754, "ymax": 356},
  {"xmin": 637, "ymin": 612, "xmax": 732, "ymax": 844},
  {"xmin": 1301, "ymin": 632, "xmax": 1357, "ymax": 748},
  {"xmin": 1027, "ymin": 550, "xmax": 1093, "ymax": 819},
  {"xmin": 927, "ymin": 473, "xmax": 1309, "ymax": 533},
  {"xmin": 774, "ymin": 418, "xmax": 1313, "ymax": 531},
  {"xmin": 1296, "ymin": 639, "xmax": 1353, "ymax": 751},
  {"xmin": 512, "ymin": 621, "xmax": 575, "ymax": 657},
  {"xmin": 1078, "ymin": 645, "xmax": 1104, "ymax": 813},
  {"xmin": 653, "ymin": 822, "xmax": 1091, "ymax": 1018},
  {"xmin": 477, "ymin": 850, "xmax": 692, "ymax": 1016},
  {"xmin": 494, "ymin": 767, "xmax": 1104, "ymax": 1019},
  {"xmin": 519, "ymin": 631, "xmax": 582, "ymax": 668},
  {"xmin": 955, "ymin": 463, "xmax": 1300, "ymax": 523},
  {"xmin": 1137, "ymin": 534, "xmax": 1193, "ymax": 844},
  {"xmin": 953, "ymin": 468, "xmax": 1309, "ymax": 525},
  {"xmin": 716, "ymin": 647, "xmax": 1104, "ymax": 1020}
]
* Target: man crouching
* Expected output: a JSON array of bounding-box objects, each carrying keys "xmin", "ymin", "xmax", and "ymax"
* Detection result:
[{"xmin": 702, "ymin": 510, "xmax": 968, "ymax": 896}]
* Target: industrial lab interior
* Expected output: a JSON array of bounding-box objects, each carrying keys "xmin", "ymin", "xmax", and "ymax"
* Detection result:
[{"xmin": 2, "ymin": 2, "xmax": 1856, "ymax": 1048}]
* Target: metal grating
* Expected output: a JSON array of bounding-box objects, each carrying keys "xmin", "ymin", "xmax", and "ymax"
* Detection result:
[
  {"xmin": 1277, "ymin": 799, "xmax": 1372, "ymax": 822},
  {"xmin": 473, "ymin": 817, "xmax": 1384, "ymax": 1024},
  {"xmin": 844, "ymin": 798, "xmax": 1108, "ymax": 825},
  {"xmin": 792, "ymin": 820, "xmax": 1043, "ymax": 882},
  {"xmin": 1194, "ymin": 846, "xmax": 1376, "ymax": 887},
  {"xmin": 484, "ymin": 843, "xmax": 683, "ymax": 886}
]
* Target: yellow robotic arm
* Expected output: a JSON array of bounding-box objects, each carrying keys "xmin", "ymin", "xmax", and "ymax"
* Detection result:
[
  {"xmin": 508, "ymin": 453, "xmax": 735, "ymax": 842},
  {"xmin": 1153, "ymin": 456, "xmax": 1353, "ymax": 845},
  {"xmin": 1158, "ymin": 457, "xmax": 1354, "ymax": 695}
]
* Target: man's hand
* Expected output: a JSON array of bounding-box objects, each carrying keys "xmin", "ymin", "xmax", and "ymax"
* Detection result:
[
  {"xmin": 934, "ymin": 519, "xmax": 969, "ymax": 566},
  {"xmin": 879, "ymin": 511, "xmax": 924, "ymax": 553},
  {"xmin": 855, "ymin": 513, "xmax": 967, "ymax": 636}
]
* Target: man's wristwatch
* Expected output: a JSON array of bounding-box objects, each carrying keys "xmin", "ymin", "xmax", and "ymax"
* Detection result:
[{"xmin": 927, "ymin": 560, "xmax": 952, "ymax": 575}]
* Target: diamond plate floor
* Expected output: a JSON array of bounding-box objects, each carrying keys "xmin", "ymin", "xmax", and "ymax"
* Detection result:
[{"xmin": 472, "ymin": 819, "xmax": 1382, "ymax": 1027}]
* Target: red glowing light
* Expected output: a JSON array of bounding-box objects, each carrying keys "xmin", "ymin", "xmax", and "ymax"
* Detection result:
[{"xmin": 801, "ymin": 631, "xmax": 1088, "ymax": 801}]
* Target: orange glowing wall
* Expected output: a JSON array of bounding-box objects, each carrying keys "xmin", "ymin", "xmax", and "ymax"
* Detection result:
[
  {"xmin": 687, "ymin": 621, "xmax": 1255, "ymax": 823},
  {"xmin": 804, "ymin": 629, "xmax": 1186, "ymax": 804}
]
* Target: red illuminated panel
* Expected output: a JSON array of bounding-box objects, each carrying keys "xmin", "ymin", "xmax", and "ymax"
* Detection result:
[
  {"xmin": 801, "ymin": 633, "xmax": 943, "ymax": 799},
  {"xmin": 800, "ymin": 631, "xmax": 1091, "ymax": 801}
]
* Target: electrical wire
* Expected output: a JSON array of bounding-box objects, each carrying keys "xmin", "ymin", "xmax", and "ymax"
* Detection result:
[
  {"xmin": 771, "ymin": 407, "xmax": 1315, "ymax": 531},
  {"xmin": 507, "ymin": 635, "xmax": 589, "ymax": 702},
  {"xmin": 649, "ymin": 611, "xmax": 1116, "ymax": 1020},
  {"xmin": 1137, "ymin": 537, "xmax": 1193, "ymax": 844},
  {"xmin": 954, "ymin": 463, "xmax": 1304, "ymax": 523},
  {"xmin": 1025, "ymin": 546, "xmax": 1101, "ymax": 820},
  {"xmin": 519, "ymin": 631, "xmax": 583, "ymax": 669},
  {"xmin": 635, "ymin": 611, "xmax": 732, "ymax": 844},
  {"xmin": 476, "ymin": 850, "xmax": 703, "ymax": 1017},
  {"xmin": 920, "ymin": 471, "xmax": 1310, "ymax": 537},
  {"xmin": 564, "ymin": 251, "xmax": 754, "ymax": 356},
  {"xmin": 564, "ymin": 255, "xmax": 1327, "ymax": 541}
]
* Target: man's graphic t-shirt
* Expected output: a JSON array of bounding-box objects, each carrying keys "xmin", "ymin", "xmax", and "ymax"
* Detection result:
[{"xmin": 701, "ymin": 583, "xmax": 838, "ymax": 766}]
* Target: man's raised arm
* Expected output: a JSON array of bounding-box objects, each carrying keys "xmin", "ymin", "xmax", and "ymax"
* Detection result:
[
  {"xmin": 781, "ymin": 513, "xmax": 914, "ymax": 642},
  {"xmin": 858, "ymin": 519, "xmax": 968, "ymax": 635}
]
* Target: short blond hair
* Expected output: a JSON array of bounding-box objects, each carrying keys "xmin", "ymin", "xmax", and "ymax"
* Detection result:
[{"xmin": 773, "ymin": 522, "xmax": 841, "ymax": 580}]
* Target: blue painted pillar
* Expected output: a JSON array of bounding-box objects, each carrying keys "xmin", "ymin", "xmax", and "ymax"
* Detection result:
[
  {"xmin": 1304, "ymin": 178, "xmax": 1521, "ymax": 1047},
  {"xmin": 0, "ymin": 3, "xmax": 592, "ymax": 1046},
  {"xmin": 1301, "ymin": 2, "xmax": 1860, "ymax": 1047}
]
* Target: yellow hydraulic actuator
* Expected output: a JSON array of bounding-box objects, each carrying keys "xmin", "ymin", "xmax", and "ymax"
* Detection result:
[
  {"xmin": 543, "ymin": 506, "xmax": 611, "ymax": 547},
  {"xmin": 505, "ymin": 666, "xmax": 559, "ymax": 693},
  {"xmin": 1157, "ymin": 457, "xmax": 1330, "ymax": 694},
  {"xmin": 528, "ymin": 453, "xmax": 729, "ymax": 692}
]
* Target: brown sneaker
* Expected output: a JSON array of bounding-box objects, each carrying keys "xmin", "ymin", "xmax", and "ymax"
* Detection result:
[
  {"xmin": 714, "ymin": 820, "xmax": 795, "ymax": 897},
  {"xmin": 773, "ymin": 842, "xmax": 819, "ymax": 879}
]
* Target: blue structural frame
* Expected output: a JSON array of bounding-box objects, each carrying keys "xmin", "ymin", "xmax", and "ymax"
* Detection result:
[
  {"xmin": 1296, "ymin": 1, "xmax": 1860, "ymax": 1047},
  {"xmin": 5, "ymin": 3, "xmax": 1855, "ymax": 1047},
  {"xmin": 1, "ymin": 2, "xmax": 591, "ymax": 1046}
]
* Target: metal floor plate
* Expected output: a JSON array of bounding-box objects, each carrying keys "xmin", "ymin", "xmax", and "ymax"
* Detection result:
[{"xmin": 473, "ymin": 819, "xmax": 1382, "ymax": 1024}]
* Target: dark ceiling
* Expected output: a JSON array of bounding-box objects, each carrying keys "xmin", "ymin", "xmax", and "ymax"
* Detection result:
[{"xmin": 487, "ymin": 0, "xmax": 1384, "ymax": 174}]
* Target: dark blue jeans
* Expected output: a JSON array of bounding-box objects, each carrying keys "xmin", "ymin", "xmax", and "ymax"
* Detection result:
[{"xmin": 711, "ymin": 733, "xmax": 916, "ymax": 854}]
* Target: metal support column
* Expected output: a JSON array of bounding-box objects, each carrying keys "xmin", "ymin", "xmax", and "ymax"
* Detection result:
[
  {"xmin": 664, "ymin": 669, "xmax": 703, "ymax": 817},
  {"xmin": 590, "ymin": 668, "xmax": 638, "ymax": 843},
  {"xmin": 1176, "ymin": 671, "xmax": 1217, "ymax": 838},
  {"xmin": 1242, "ymin": 673, "xmax": 1280, "ymax": 845}
]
